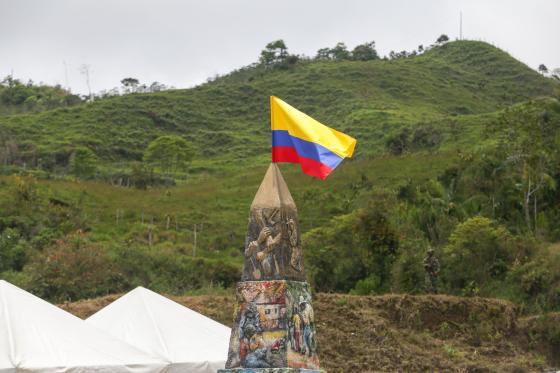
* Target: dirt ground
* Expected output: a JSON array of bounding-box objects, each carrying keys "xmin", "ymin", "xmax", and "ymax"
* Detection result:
[{"xmin": 61, "ymin": 293, "xmax": 559, "ymax": 373}]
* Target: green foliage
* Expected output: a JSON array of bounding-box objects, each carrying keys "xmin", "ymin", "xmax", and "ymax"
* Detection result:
[
  {"xmin": 410, "ymin": 125, "xmax": 442, "ymax": 150},
  {"xmin": 391, "ymin": 238, "xmax": 427, "ymax": 294},
  {"xmin": 0, "ymin": 228, "xmax": 28, "ymax": 272},
  {"xmin": 26, "ymin": 232, "xmax": 124, "ymax": 301},
  {"xmin": 304, "ymin": 189, "xmax": 398, "ymax": 293},
  {"xmin": 351, "ymin": 275, "xmax": 381, "ymax": 295},
  {"xmin": 259, "ymin": 40, "xmax": 299, "ymax": 69},
  {"xmin": 488, "ymin": 99, "xmax": 560, "ymax": 233},
  {"xmin": 443, "ymin": 217, "xmax": 514, "ymax": 291},
  {"xmin": 386, "ymin": 127, "xmax": 410, "ymax": 155},
  {"xmin": 70, "ymin": 146, "xmax": 98, "ymax": 179},
  {"xmin": 143, "ymin": 135, "xmax": 194, "ymax": 174},
  {"xmin": 351, "ymin": 41, "xmax": 379, "ymax": 61},
  {"xmin": 0, "ymin": 76, "xmax": 82, "ymax": 115},
  {"xmin": 508, "ymin": 247, "xmax": 560, "ymax": 312}
]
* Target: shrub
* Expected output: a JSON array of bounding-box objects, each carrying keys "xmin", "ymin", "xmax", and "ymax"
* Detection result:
[
  {"xmin": 0, "ymin": 228, "xmax": 28, "ymax": 271},
  {"xmin": 351, "ymin": 275, "xmax": 381, "ymax": 295},
  {"xmin": 385, "ymin": 127, "xmax": 410, "ymax": 155},
  {"xmin": 411, "ymin": 125, "xmax": 442, "ymax": 150},
  {"xmin": 443, "ymin": 217, "xmax": 515, "ymax": 292},
  {"xmin": 70, "ymin": 146, "xmax": 98, "ymax": 179},
  {"xmin": 25, "ymin": 232, "xmax": 125, "ymax": 302},
  {"xmin": 509, "ymin": 248, "xmax": 560, "ymax": 312}
]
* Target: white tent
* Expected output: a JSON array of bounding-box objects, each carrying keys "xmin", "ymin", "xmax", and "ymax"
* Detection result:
[
  {"xmin": 86, "ymin": 287, "xmax": 231, "ymax": 373},
  {"xmin": 0, "ymin": 280, "xmax": 169, "ymax": 373}
]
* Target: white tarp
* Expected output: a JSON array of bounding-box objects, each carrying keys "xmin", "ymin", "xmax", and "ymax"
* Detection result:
[
  {"xmin": 86, "ymin": 287, "xmax": 231, "ymax": 373},
  {"xmin": 0, "ymin": 280, "xmax": 169, "ymax": 373}
]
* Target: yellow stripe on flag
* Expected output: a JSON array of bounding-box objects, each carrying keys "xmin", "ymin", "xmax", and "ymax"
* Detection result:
[{"xmin": 270, "ymin": 96, "xmax": 356, "ymax": 158}]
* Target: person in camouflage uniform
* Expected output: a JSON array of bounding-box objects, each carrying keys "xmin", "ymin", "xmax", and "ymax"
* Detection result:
[{"xmin": 423, "ymin": 248, "xmax": 440, "ymax": 293}]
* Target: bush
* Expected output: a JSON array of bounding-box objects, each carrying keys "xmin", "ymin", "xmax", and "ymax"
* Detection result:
[
  {"xmin": 386, "ymin": 128, "xmax": 410, "ymax": 155},
  {"xmin": 443, "ymin": 217, "xmax": 515, "ymax": 293},
  {"xmin": 509, "ymin": 248, "xmax": 560, "ymax": 312},
  {"xmin": 411, "ymin": 125, "xmax": 442, "ymax": 150},
  {"xmin": 351, "ymin": 275, "xmax": 381, "ymax": 295},
  {"xmin": 391, "ymin": 239, "xmax": 427, "ymax": 294},
  {"xmin": 70, "ymin": 146, "xmax": 98, "ymax": 179},
  {"xmin": 0, "ymin": 228, "xmax": 29, "ymax": 271},
  {"xmin": 305, "ymin": 189, "xmax": 398, "ymax": 293},
  {"xmin": 25, "ymin": 232, "xmax": 125, "ymax": 302}
]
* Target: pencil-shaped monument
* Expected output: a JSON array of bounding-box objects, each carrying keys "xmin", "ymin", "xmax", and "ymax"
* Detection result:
[{"xmin": 219, "ymin": 96, "xmax": 356, "ymax": 373}]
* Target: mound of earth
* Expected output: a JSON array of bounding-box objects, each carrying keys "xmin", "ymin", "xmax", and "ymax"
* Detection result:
[{"xmin": 61, "ymin": 293, "xmax": 559, "ymax": 372}]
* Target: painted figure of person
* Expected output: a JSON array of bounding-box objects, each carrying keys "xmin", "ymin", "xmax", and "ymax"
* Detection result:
[
  {"xmin": 423, "ymin": 248, "xmax": 440, "ymax": 294},
  {"xmin": 288, "ymin": 318, "xmax": 295, "ymax": 352},
  {"xmin": 287, "ymin": 217, "xmax": 303, "ymax": 272},
  {"xmin": 245, "ymin": 209, "xmax": 283, "ymax": 278},
  {"xmin": 241, "ymin": 324, "xmax": 270, "ymax": 368},
  {"xmin": 239, "ymin": 302, "xmax": 262, "ymax": 342},
  {"xmin": 291, "ymin": 305, "xmax": 302, "ymax": 352},
  {"xmin": 299, "ymin": 296, "xmax": 315, "ymax": 357}
]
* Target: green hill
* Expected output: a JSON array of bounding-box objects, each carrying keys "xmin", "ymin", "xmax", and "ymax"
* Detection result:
[
  {"xmin": 0, "ymin": 41, "xmax": 555, "ymax": 174},
  {"xmin": 0, "ymin": 39, "xmax": 559, "ymax": 314}
]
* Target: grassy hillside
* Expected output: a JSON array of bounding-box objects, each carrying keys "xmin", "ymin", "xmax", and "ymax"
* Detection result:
[
  {"xmin": 0, "ymin": 39, "xmax": 559, "ymax": 313},
  {"xmin": 0, "ymin": 41, "xmax": 555, "ymax": 174}
]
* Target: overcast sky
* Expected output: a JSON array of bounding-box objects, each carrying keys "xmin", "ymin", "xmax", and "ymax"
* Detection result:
[{"xmin": 1, "ymin": 0, "xmax": 558, "ymax": 95}]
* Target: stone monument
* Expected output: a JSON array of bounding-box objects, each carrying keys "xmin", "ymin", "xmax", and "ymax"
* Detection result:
[{"xmin": 218, "ymin": 163, "xmax": 323, "ymax": 373}]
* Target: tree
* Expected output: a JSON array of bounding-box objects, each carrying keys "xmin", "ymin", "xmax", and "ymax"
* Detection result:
[
  {"xmin": 443, "ymin": 217, "xmax": 514, "ymax": 292},
  {"xmin": 70, "ymin": 146, "xmax": 98, "ymax": 179},
  {"xmin": 351, "ymin": 41, "xmax": 379, "ymax": 61},
  {"xmin": 315, "ymin": 47, "xmax": 331, "ymax": 60},
  {"xmin": 121, "ymin": 77, "xmax": 140, "ymax": 94},
  {"xmin": 143, "ymin": 135, "xmax": 194, "ymax": 174},
  {"xmin": 488, "ymin": 102, "xmax": 560, "ymax": 232},
  {"xmin": 352, "ymin": 196, "xmax": 399, "ymax": 291},
  {"xmin": 552, "ymin": 68, "xmax": 560, "ymax": 81},
  {"xmin": 538, "ymin": 64, "xmax": 548, "ymax": 75},
  {"xmin": 259, "ymin": 40, "xmax": 289, "ymax": 67},
  {"xmin": 330, "ymin": 42, "xmax": 350, "ymax": 60},
  {"xmin": 436, "ymin": 34, "xmax": 450, "ymax": 44},
  {"xmin": 148, "ymin": 81, "xmax": 167, "ymax": 92}
]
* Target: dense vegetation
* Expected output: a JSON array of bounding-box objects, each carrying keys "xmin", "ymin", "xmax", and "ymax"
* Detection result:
[
  {"xmin": 0, "ymin": 76, "xmax": 83, "ymax": 115},
  {"xmin": 0, "ymin": 39, "xmax": 559, "ymax": 315}
]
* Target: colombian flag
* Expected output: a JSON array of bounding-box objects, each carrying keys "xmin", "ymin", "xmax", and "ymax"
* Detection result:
[{"xmin": 271, "ymin": 96, "xmax": 356, "ymax": 180}]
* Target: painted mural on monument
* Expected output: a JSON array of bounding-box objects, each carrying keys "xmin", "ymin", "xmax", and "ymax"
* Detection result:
[
  {"xmin": 225, "ymin": 281, "xmax": 319, "ymax": 370},
  {"xmin": 226, "ymin": 281, "xmax": 288, "ymax": 369},
  {"xmin": 285, "ymin": 282, "xmax": 320, "ymax": 370},
  {"xmin": 242, "ymin": 208, "xmax": 305, "ymax": 282}
]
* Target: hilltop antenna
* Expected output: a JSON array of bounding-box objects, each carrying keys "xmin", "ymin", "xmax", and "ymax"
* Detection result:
[
  {"xmin": 79, "ymin": 64, "xmax": 93, "ymax": 102},
  {"xmin": 459, "ymin": 11, "xmax": 463, "ymax": 40}
]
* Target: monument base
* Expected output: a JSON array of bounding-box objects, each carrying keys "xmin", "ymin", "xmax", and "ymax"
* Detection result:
[{"xmin": 219, "ymin": 369, "xmax": 324, "ymax": 373}]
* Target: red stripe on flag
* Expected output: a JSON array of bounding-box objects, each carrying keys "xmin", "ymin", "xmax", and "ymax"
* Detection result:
[{"xmin": 272, "ymin": 146, "xmax": 334, "ymax": 180}]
